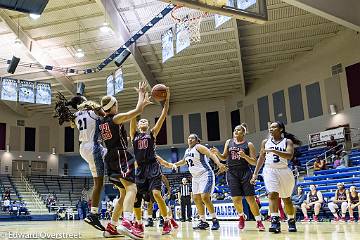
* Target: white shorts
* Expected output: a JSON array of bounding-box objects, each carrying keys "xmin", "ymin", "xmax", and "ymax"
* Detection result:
[
  {"xmin": 80, "ymin": 143, "xmax": 107, "ymax": 177},
  {"xmin": 263, "ymin": 167, "xmax": 295, "ymax": 198},
  {"xmin": 192, "ymin": 171, "xmax": 215, "ymax": 195}
]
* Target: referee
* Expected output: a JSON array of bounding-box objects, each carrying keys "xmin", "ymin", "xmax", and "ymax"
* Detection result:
[{"xmin": 178, "ymin": 178, "xmax": 192, "ymax": 222}]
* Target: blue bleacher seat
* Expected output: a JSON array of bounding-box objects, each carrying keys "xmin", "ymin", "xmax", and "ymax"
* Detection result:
[
  {"xmin": 304, "ymin": 172, "xmax": 360, "ymax": 181},
  {"xmin": 298, "ymin": 177, "xmax": 360, "ymax": 186},
  {"xmin": 314, "ymin": 166, "xmax": 360, "ymax": 175},
  {"xmin": 303, "ymin": 183, "xmax": 360, "ymax": 192},
  {"xmin": 321, "ymin": 192, "xmax": 335, "ymax": 198}
]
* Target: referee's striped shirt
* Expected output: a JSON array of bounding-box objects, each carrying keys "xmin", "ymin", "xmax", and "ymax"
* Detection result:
[{"xmin": 180, "ymin": 184, "xmax": 191, "ymax": 197}]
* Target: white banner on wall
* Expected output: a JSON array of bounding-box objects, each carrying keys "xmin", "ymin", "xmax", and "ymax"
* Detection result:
[{"xmin": 308, "ymin": 127, "xmax": 345, "ymax": 149}]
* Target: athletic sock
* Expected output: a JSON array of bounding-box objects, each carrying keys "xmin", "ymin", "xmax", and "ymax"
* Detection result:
[
  {"xmin": 210, "ymin": 213, "xmax": 216, "ymax": 219},
  {"xmin": 238, "ymin": 212, "xmax": 244, "ymax": 217},
  {"xmin": 270, "ymin": 213, "xmax": 280, "ymax": 217},
  {"xmin": 124, "ymin": 212, "xmax": 134, "ymax": 221},
  {"xmin": 200, "ymin": 215, "xmax": 206, "ymax": 221},
  {"xmin": 91, "ymin": 207, "xmax": 98, "ymax": 214},
  {"xmin": 287, "ymin": 215, "xmax": 294, "ymax": 219},
  {"xmin": 255, "ymin": 215, "xmax": 261, "ymax": 221}
]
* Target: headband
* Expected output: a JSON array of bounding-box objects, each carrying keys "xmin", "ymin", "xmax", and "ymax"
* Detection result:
[
  {"xmin": 241, "ymin": 125, "xmax": 247, "ymax": 135},
  {"xmin": 102, "ymin": 96, "xmax": 117, "ymax": 111}
]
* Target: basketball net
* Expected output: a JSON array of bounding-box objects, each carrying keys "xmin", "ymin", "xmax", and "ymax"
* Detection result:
[{"xmin": 171, "ymin": 5, "xmax": 209, "ymax": 43}]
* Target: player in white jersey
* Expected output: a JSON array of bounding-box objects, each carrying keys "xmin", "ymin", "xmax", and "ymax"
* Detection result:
[
  {"xmin": 174, "ymin": 134, "xmax": 227, "ymax": 230},
  {"xmin": 250, "ymin": 121, "xmax": 301, "ymax": 234},
  {"xmin": 54, "ymin": 94, "xmax": 107, "ymax": 231}
]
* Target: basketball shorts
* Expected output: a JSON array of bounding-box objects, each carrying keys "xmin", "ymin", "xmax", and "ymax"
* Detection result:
[
  {"xmin": 135, "ymin": 161, "xmax": 162, "ymax": 184},
  {"xmin": 79, "ymin": 142, "xmax": 106, "ymax": 177},
  {"xmin": 104, "ymin": 148, "xmax": 135, "ymax": 183},
  {"xmin": 263, "ymin": 166, "xmax": 295, "ymax": 198},
  {"xmin": 192, "ymin": 170, "xmax": 215, "ymax": 195},
  {"xmin": 134, "ymin": 191, "xmax": 152, "ymax": 208},
  {"xmin": 226, "ymin": 168, "xmax": 255, "ymax": 197}
]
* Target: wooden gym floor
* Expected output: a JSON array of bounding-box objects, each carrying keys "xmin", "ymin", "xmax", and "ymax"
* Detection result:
[{"xmin": 0, "ymin": 220, "xmax": 360, "ymax": 239}]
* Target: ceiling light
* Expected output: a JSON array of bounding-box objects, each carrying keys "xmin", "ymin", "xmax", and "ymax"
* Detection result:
[
  {"xmin": 100, "ymin": 22, "xmax": 111, "ymax": 33},
  {"xmin": 29, "ymin": 13, "xmax": 41, "ymax": 20},
  {"xmin": 19, "ymin": 155, "xmax": 22, "ymax": 158},
  {"xmin": 14, "ymin": 38, "xmax": 22, "ymax": 47},
  {"xmin": 75, "ymin": 48, "xmax": 85, "ymax": 58}
]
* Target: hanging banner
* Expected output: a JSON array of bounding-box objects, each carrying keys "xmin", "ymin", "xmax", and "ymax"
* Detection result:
[
  {"xmin": 106, "ymin": 74, "xmax": 115, "ymax": 96},
  {"xmin": 237, "ymin": 0, "xmax": 257, "ymax": 9},
  {"xmin": 35, "ymin": 83, "xmax": 52, "ymax": 105},
  {"xmin": 308, "ymin": 127, "xmax": 345, "ymax": 149},
  {"xmin": 114, "ymin": 69, "xmax": 124, "ymax": 95},
  {"xmin": 215, "ymin": 14, "xmax": 232, "ymax": 28},
  {"xmin": 162, "ymin": 28, "xmax": 174, "ymax": 63},
  {"xmin": 1, "ymin": 78, "xmax": 18, "ymax": 102},
  {"xmin": 176, "ymin": 18, "xmax": 190, "ymax": 54},
  {"xmin": 19, "ymin": 80, "xmax": 35, "ymax": 103}
]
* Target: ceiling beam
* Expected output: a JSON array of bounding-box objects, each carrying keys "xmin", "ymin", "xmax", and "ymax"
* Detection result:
[
  {"xmin": 97, "ymin": 0, "xmax": 158, "ymax": 88},
  {"xmin": 282, "ymin": 0, "xmax": 360, "ymax": 32},
  {"xmin": 0, "ymin": 11, "xmax": 76, "ymax": 97}
]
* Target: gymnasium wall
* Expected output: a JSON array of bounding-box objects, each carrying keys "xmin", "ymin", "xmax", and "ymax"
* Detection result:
[
  {"xmin": 0, "ymin": 103, "xmax": 62, "ymax": 175},
  {"xmin": 226, "ymin": 29, "xmax": 360, "ymax": 147},
  {"xmin": 1, "ymin": 29, "xmax": 360, "ymax": 176}
]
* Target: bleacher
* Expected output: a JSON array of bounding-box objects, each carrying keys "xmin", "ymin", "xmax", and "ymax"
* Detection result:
[
  {"xmin": 29, "ymin": 175, "xmax": 93, "ymax": 211},
  {"xmin": 296, "ymin": 146, "xmax": 327, "ymax": 168},
  {"xmin": 0, "ymin": 175, "xmax": 20, "ymax": 202}
]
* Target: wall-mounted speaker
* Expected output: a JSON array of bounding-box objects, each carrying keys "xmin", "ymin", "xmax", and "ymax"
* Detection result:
[{"xmin": 7, "ymin": 56, "xmax": 20, "ymax": 74}]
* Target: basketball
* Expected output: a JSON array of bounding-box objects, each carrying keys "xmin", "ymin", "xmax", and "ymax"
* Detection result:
[{"xmin": 151, "ymin": 84, "xmax": 167, "ymax": 102}]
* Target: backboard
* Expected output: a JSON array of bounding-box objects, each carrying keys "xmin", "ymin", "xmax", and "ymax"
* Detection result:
[{"xmin": 162, "ymin": 0, "xmax": 268, "ymax": 24}]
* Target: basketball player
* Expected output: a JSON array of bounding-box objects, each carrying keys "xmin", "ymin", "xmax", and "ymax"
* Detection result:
[
  {"xmin": 54, "ymin": 94, "xmax": 107, "ymax": 231},
  {"xmin": 174, "ymin": 134, "xmax": 227, "ymax": 230},
  {"xmin": 250, "ymin": 121, "xmax": 301, "ymax": 233},
  {"xmin": 328, "ymin": 182, "xmax": 348, "ymax": 222},
  {"xmin": 133, "ymin": 158, "xmax": 177, "ymax": 235},
  {"xmin": 99, "ymin": 82, "xmax": 151, "ymax": 239},
  {"xmin": 129, "ymin": 88, "xmax": 178, "ymax": 235},
  {"xmin": 300, "ymin": 184, "xmax": 323, "ymax": 222},
  {"xmin": 211, "ymin": 123, "xmax": 265, "ymax": 231},
  {"xmin": 347, "ymin": 186, "xmax": 360, "ymax": 222},
  {"xmin": 140, "ymin": 159, "xmax": 179, "ymax": 229}
]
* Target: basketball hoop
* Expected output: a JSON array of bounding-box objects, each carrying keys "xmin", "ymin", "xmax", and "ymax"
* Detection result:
[{"xmin": 171, "ymin": 5, "xmax": 209, "ymax": 43}]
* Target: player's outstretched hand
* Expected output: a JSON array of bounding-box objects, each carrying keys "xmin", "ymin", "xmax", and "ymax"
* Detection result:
[
  {"xmin": 134, "ymin": 81, "xmax": 147, "ymax": 94},
  {"xmin": 250, "ymin": 174, "xmax": 258, "ymax": 185},
  {"xmin": 142, "ymin": 92, "xmax": 153, "ymax": 108},
  {"xmin": 239, "ymin": 150, "xmax": 247, "ymax": 158},
  {"xmin": 217, "ymin": 163, "xmax": 228, "ymax": 173},
  {"xmin": 171, "ymin": 163, "xmax": 177, "ymax": 170}
]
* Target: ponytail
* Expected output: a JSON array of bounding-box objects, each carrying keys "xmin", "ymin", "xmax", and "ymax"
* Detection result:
[
  {"xmin": 275, "ymin": 121, "xmax": 302, "ymax": 145},
  {"xmin": 53, "ymin": 92, "xmax": 75, "ymax": 125}
]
